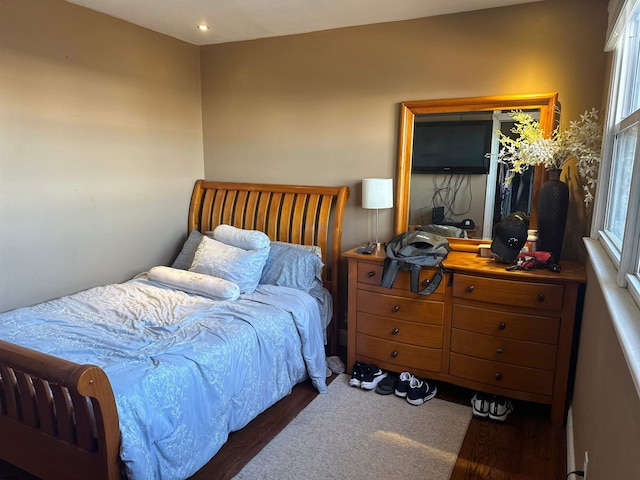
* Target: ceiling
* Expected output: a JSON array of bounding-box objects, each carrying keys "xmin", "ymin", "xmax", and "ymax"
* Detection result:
[{"xmin": 66, "ymin": 0, "xmax": 543, "ymax": 46}]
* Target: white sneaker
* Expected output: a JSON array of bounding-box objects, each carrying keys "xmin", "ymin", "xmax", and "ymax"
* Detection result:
[
  {"xmin": 489, "ymin": 397, "xmax": 513, "ymax": 421},
  {"xmin": 349, "ymin": 361, "xmax": 365, "ymax": 387},
  {"xmin": 406, "ymin": 376, "xmax": 437, "ymax": 406},
  {"xmin": 471, "ymin": 393, "xmax": 490, "ymax": 418},
  {"xmin": 360, "ymin": 365, "xmax": 388, "ymax": 390},
  {"xmin": 394, "ymin": 371, "xmax": 413, "ymax": 397}
]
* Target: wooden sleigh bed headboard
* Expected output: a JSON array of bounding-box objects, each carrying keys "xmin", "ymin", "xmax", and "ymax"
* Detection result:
[
  {"xmin": 188, "ymin": 180, "xmax": 350, "ymax": 352},
  {"xmin": 0, "ymin": 179, "xmax": 350, "ymax": 480}
]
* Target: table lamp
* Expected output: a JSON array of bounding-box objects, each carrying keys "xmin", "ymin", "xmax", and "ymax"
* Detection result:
[{"xmin": 362, "ymin": 178, "xmax": 394, "ymax": 248}]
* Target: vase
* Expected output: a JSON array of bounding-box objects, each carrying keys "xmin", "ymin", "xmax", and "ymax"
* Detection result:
[{"xmin": 537, "ymin": 169, "xmax": 569, "ymax": 263}]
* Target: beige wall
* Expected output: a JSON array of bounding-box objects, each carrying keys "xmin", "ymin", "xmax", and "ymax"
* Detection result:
[
  {"xmin": 0, "ymin": 0, "xmax": 204, "ymax": 312},
  {"xmin": 571, "ymin": 253, "xmax": 640, "ymax": 479},
  {"xmin": 200, "ymin": 0, "xmax": 608, "ymax": 256}
]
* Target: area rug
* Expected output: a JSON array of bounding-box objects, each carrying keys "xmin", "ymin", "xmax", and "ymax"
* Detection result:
[{"xmin": 234, "ymin": 374, "xmax": 472, "ymax": 479}]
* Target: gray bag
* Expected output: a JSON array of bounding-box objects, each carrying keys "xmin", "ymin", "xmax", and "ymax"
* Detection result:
[
  {"xmin": 417, "ymin": 223, "xmax": 467, "ymax": 239},
  {"xmin": 381, "ymin": 230, "xmax": 450, "ymax": 295}
]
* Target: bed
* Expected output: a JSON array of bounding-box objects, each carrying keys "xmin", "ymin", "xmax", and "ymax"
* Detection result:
[{"xmin": 0, "ymin": 180, "xmax": 349, "ymax": 480}]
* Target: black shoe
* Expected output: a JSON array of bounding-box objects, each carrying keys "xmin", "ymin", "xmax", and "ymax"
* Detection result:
[
  {"xmin": 349, "ymin": 361, "xmax": 365, "ymax": 387},
  {"xmin": 375, "ymin": 373, "xmax": 398, "ymax": 395},
  {"xmin": 406, "ymin": 376, "xmax": 437, "ymax": 405},
  {"xmin": 360, "ymin": 364, "xmax": 388, "ymax": 390},
  {"xmin": 394, "ymin": 371, "xmax": 413, "ymax": 397}
]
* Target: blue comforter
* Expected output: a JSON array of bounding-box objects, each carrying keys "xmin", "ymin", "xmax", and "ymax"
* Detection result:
[{"xmin": 0, "ymin": 276, "xmax": 327, "ymax": 480}]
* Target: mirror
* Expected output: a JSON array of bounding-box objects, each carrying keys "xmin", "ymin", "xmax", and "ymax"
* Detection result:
[{"xmin": 394, "ymin": 93, "xmax": 559, "ymax": 241}]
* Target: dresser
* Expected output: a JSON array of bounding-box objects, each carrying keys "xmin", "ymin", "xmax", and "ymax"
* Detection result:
[{"xmin": 344, "ymin": 246, "xmax": 586, "ymax": 425}]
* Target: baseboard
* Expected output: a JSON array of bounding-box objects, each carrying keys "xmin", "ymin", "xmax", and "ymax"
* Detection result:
[{"xmin": 566, "ymin": 406, "xmax": 576, "ymax": 474}]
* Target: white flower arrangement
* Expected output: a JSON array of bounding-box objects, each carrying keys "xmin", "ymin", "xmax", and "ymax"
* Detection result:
[{"xmin": 494, "ymin": 108, "xmax": 603, "ymax": 206}]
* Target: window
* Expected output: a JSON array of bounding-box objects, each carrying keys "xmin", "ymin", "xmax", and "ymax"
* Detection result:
[
  {"xmin": 596, "ymin": 0, "xmax": 640, "ymax": 304},
  {"xmin": 605, "ymin": 123, "xmax": 636, "ymax": 249}
]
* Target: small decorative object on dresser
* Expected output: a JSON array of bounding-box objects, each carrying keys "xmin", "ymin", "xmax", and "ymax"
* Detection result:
[
  {"xmin": 490, "ymin": 212, "xmax": 529, "ymax": 263},
  {"xmin": 344, "ymin": 245, "xmax": 586, "ymax": 425}
]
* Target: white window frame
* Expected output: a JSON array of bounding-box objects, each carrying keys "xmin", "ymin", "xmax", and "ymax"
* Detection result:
[{"xmin": 592, "ymin": 0, "xmax": 640, "ymax": 309}]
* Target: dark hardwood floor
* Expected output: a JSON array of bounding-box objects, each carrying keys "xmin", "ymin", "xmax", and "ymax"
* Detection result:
[
  {"xmin": 0, "ymin": 372, "xmax": 567, "ymax": 480},
  {"xmin": 443, "ymin": 386, "xmax": 567, "ymax": 480}
]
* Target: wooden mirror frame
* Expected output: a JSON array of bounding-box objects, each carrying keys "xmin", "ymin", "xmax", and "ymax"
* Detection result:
[{"xmin": 394, "ymin": 93, "xmax": 559, "ymax": 243}]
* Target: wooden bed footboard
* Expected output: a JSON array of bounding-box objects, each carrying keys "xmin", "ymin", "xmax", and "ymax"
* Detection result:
[{"xmin": 0, "ymin": 339, "xmax": 122, "ymax": 480}]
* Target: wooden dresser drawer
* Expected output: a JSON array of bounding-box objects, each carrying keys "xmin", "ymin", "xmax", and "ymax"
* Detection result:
[
  {"xmin": 357, "ymin": 289, "xmax": 444, "ymax": 326},
  {"xmin": 451, "ymin": 328, "xmax": 557, "ymax": 370},
  {"xmin": 356, "ymin": 262, "xmax": 445, "ymax": 296},
  {"xmin": 452, "ymin": 304, "xmax": 560, "ymax": 344},
  {"xmin": 358, "ymin": 312, "xmax": 443, "ymax": 349},
  {"xmin": 453, "ymin": 274, "xmax": 564, "ymax": 310},
  {"xmin": 358, "ymin": 334, "xmax": 442, "ymax": 373},
  {"xmin": 450, "ymin": 352, "xmax": 554, "ymax": 396}
]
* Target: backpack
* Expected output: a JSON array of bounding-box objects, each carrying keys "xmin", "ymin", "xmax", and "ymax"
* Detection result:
[{"xmin": 380, "ymin": 230, "xmax": 450, "ymax": 295}]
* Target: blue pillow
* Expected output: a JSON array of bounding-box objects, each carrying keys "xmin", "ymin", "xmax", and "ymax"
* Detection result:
[
  {"xmin": 260, "ymin": 243, "xmax": 324, "ymax": 292},
  {"xmin": 171, "ymin": 230, "xmax": 203, "ymax": 270}
]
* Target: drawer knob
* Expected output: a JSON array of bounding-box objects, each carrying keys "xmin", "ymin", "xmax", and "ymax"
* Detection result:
[
  {"xmin": 367, "ymin": 271, "xmax": 375, "ymax": 278},
  {"xmin": 496, "ymin": 348, "xmax": 504, "ymax": 355},
  {"xmin": 465, "ymin": 285, "xmax": 475, "ymax": 293},
  {"xmin": 537, "ymin": 293, "xmax": 545, "ymax": 301},
  {"xmin": 498, "ymin": 322, "xmax": 506, "ymax": 330},
  {"xmin": 392, "ymin": 305, "xmax": 400, "ymax": 312},
  {"xmin": 495, "ymin": 373, "xmax": 502, "ymax": 380},
  {"xmin": 391, "ymin": 328, "xmax": 399, "ymax": 335},
  {"xmin": 391, "ymin": 351, "xmax": 398, "ymax": 358}
]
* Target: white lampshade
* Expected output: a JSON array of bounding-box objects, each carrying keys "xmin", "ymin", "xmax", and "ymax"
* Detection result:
[{"xmin": 362, "ymin": 178, "xmax": 393, "ymax": 209}]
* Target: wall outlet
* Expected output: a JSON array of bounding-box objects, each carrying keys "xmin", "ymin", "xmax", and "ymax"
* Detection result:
[{"xmin": 583, "ymin": 451, "xmax": 589, "ymax": 480}]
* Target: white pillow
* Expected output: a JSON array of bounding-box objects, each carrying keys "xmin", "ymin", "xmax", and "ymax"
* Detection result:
[
  {"xmin": 148, "ymin": 266, "xmax": 240, "ymax": 301},
  {"xmin": 189, "ymin": 236, "xmax": 270, "ymax": 294},
  {"xmin": 212, "ymin": 224, "xmax": 270, "ymax": 250}
]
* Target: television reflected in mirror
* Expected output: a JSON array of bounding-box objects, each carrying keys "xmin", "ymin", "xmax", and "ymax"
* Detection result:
[{"xmin": 412, "ymin": 114, "xmax": 492, "ymax": 175}]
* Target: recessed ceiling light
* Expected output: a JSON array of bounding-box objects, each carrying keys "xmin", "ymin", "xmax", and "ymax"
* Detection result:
[{"xmin": 197, "ymin": 24, "xmax": 210, "ymax": 31}]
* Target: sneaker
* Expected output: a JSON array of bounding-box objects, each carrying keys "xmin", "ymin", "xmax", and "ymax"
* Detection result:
[
  {"xmin": 394, "ymin": 371, "xmax": 413, "ymax": 397},
  {"xmin": 406, "ymin": 376, "xmax": 437, "ymax": 406},
  {"xmin": 488, "ymin": 396, "xmax": 513, "ymax": 421},
  {"xmin": 471, "ymin": 392, "xmax": 490, "ymax": 418},
  {"xmin": 349, "ymin": 361, "xmax": 365, "ymax": 387},
  {"xmin": 360, "ymin": 364, "xmax": 388, "ymax": 390}
]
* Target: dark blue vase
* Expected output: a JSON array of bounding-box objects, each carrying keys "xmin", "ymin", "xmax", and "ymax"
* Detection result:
[{"xmin": 537, "ymin": 169, "xmax": 569, "ymax": 263}]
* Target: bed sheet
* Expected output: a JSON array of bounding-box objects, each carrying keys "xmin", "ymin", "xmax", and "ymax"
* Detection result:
[{"xmin": 0, "ymin": 276, "xmax": 327, "ymax": 480}]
